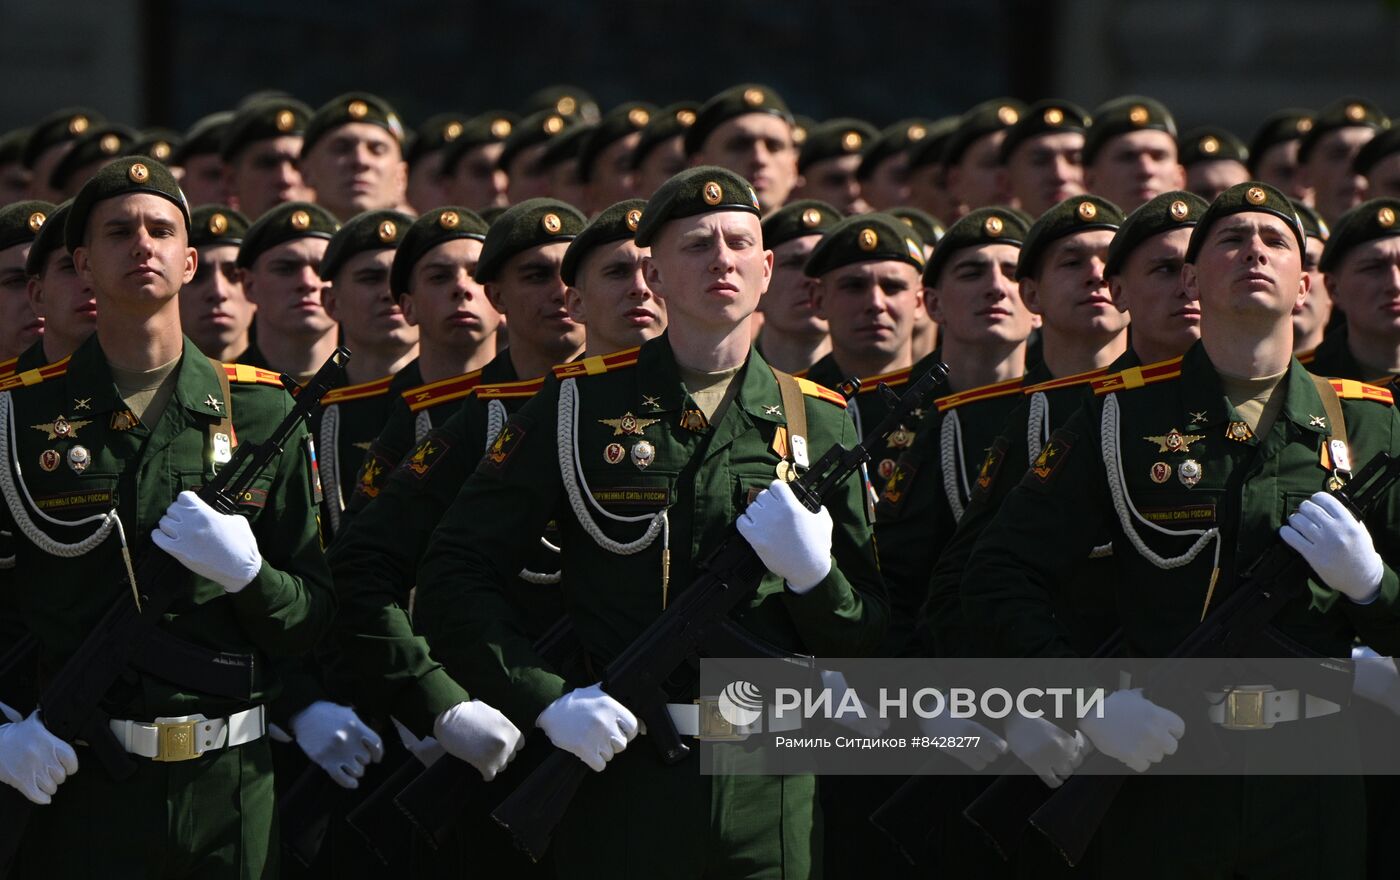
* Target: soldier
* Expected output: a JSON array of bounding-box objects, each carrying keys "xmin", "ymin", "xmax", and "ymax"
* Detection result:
[
  {"xmin": 22, "ymin": 107, "xmax": 104, "ymax": 202},
  {"xmin": 943, "ymin": 98, "xmax": 1026, "ymax": 217},
  {"xmin": 1309, "ymin": 197, "xmax": 1400, "ymax": 382},
  {"xmin": 562, "ymin": 199, "xmax": 666, "ymax": 356},
  {"xmin": 857, "ymin": 118, "xmax": 933, "ymax": 212},
  {"xmin": 685, "ymin": 84, "xmax": 800, "ymax": 213},
  {"xmin": 442, "ymin": 110, "xmax": 514, "ymax": 212},
  {"xmin": 0, "ymin": 199, "xmax": 53, "ymax": 368},
  {"xmin": 0, "ymin": 128, "xmax": 32, "ymax": 205},
  {"xmin": 628, "ymin": 102, "xmax": 698, "ymax": 199},
  {"xmin": 171, "ymin": 111, "xmax": 235, "ymax": 209},
  {"xmin": 1297, "ymin": 96, "xmax": 1389, "ymax": 226},
  {"xmin": 794, "ymin": 118, "xmax": 878, "ymax": 214},
  {"xmin": 405, "ymin": 111, "xmax": 472, "ymax": 214},
  {"xmin": 963, "ymin": 182, "xmax": 1400, "ymax": 878},
  {"xmin": 48, "ymin": 124, "xmax": 137, "ymax": 199},
  {"xmin": 180, "ymin": 205, "xmax": 257, "ymax": 363},
  {"xmin": 536, "ymin": 122, "xmax": 592, "ymax": 211},
  {"xmin": 132, "ymin": 129, "xmax": 181, "ymax": 166},
  {"xmin": 755, "ymin": 199, "xmax": 841, "ymax": 374},
  {"xmin": 1353, "ymin": 126, "xmax": 1400, "ymax": 201},
  {"xmin": 220, "ymin": 97, "xmax": 314, "ymax": 222},
  {"xmin": 500, "ymin": 109, "xmax": 580, "ymax": 205},
  {"xmin": 577, "ymin": 102, "xmax": 655, "ymax": 214},
  {"xmin": 906, "ymin": 116, "xmax": 961, "ymax": 223},
  {"xmin": 24, "ymin": 200, "xmax": 98, "ymax": 368},
  {"xmin": 521, "ymin": 84, "xmax": 601, "ymax": 125},
  {"xmin": 892, "ymin": 207, "xmax": 946, "ymax": 364},
  {"xmin": 411, "ymin": 165, "xmax": 885, "ymax": 879},
  {"xmin": 300, "ymin": 93, "xmax": 408, "ymax": 222},
  {"xmin": 1291, "ymin": 200, "xmax": 1332, "ymax": 362},
  {"xmin": 998, "ymin": 98, "xmax": 1089, "ymax": 219},
  {"xmin": 1083, "ymin": 95, "xmax": 1184, "ymax": 212},
  {"xmin": 1249, "ymin": 108, "xmax": 1315, "ymax": 202},
  {"xmin": 1179, "ymin": 126, "xmax": 1251, "ymax": 202},
  {"xmin": 0, "ymin": 156, "xmax": 332, "ymax": 878}
]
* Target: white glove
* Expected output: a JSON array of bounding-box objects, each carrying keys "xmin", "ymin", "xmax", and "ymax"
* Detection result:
[
  {"xmin": 917, "ymin": 712, "xmax": 1008, "ymax": 771},
  {"xmin": 1280, "ymin": 492, "xmax": 1383, "ymax": 603},
  {"xmin": 1003, "ymin": 713, "xmax": 1087, "ymax": 788},
  {"xmin": 289, "ymin": 701, "xmax": 385, "ymax": 789},
  {"xmin": 152, "ymin": 491, "xmax": 262, "ymax": 593},
  {"xmin": 0, "ymin": 710, "xmax": 79, "ymax": 805},
  {"xmin": 736, "ymin": 479, "xmax": 832, "ymax": 593},
  {"xmin": 433, "ymin": 701, "xmax": 525, "ymax": 782},
  {"xmin": 535, "ymin": 683, "xmax": 638, "ymax": 773},
  {"xmin": 1078, "ymin": 688, "xmax": 1184, "ymax": 773},
  {"xmin": 1352, "ymin": 646, "xmax": 1400, "ymax": 717},
  {"xmin": 819, "ymin": 669, "xmax": 888, "ymax": 737}
]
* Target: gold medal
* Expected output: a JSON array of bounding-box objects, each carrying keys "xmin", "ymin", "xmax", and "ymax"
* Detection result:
[
  {"xmin": 599, "ymin": 412, "xmax": 660, "ymax": 437},
  {"xmin": 776, "ymin": 460, "xmax": 795, "ymax": 482}
]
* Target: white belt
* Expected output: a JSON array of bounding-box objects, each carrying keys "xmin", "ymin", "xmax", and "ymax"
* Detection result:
[
  {"xmin": 666, "ymin": 700, "xmax": 804, "ymax": 742},
  {"xmin": 1205, "ymin": 686, "xmax": 1341, "ymax": 731},
  {"xmin": 108, "ymin": 705, "xmax": 267, "ymax": 762}
]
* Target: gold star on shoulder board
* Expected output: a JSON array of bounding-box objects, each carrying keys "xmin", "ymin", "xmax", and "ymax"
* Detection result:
[
  {"xmin": 599, "ymin": 411, "xmax": 661, "ymax": 436},
  {"xmin": 32, "ymin": 416, "xmax": 93, "ymax": 441},
  {"xmin": 1143, "ymin": 428, "xmax": 1204, "ymax": 453}
]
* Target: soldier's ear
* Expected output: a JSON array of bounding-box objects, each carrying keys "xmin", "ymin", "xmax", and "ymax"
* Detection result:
[
  {"xmin": 484, "ymin": 282, "xmax": 507, "ymax": 314},
  {"xmin": 181, "ymin": 245, "xmax": 197, "ymax": 285},
  {"xmin": 1019, "ymin": 277, "xmax": 1044, "ymax": 316},
  {"xmin": 1295, "ymin": 263, "xmax": 1312, "ymax": 312},
  {"xmin": 1107, "ymin": 276, "xmax": 1129, "ymax": 314},
  {"xmin": 564, "ymin": 286, "xmax": 587, "ymax": 325},
  {"xmin": 1182, "ymin": 262, "xmax": 1201, "ymax": 302},
  {"xmin": 641, "ymin": 254, "xmax": 664, "ymax": 297},
  {"xmin": 398, "ymin": 291, "xmax": 419, "ymax": 326},
  {"xmin": 924, "ymin": 286, "xmax": 944, "ymax": 324},
  {"xmin": 72, "ymin": 245, "xmax": 93, "ymax": 285}
]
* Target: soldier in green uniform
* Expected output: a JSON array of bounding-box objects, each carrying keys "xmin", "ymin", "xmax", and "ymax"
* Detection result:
[
  {"xmin": 0, "ymin": 155, "xmax": 333, "ymax": 877},
  {"xmin": 49, "ymin": 124, "xmax": 137, "ymax": 199},
  {"xmin": 577, "ymin": 103, "xmax": 655, "ymax": 214},
  {"xmin": 1249, "ymin": 109, "xmax": 1315, "ymax": 202},
  {"xmin": 1308, "ymin": 197, "xmax": 1400, "ymax": 383},
  {"xmin": 442, "ymin": 110, "xmax": 514, "ymax": 212},
  {"xmin": 562, "ymin": 198, "xmax": 666, "ymax": 355},
  {"xmin": 1180, "ymin": 127, "xmax": 1251, "ymax": 202},
  {"xmin": 686, "ymin": 84, "xmax": 800, "ymax": 213},
  {"xmin": 220, "ymin": 97, "xmax": 314, "ymax": 222},
  {"xmin": 300, "ymin": 93, "xmax": 408, "ymax": 222},
  {"xmin": 628, "ymin": 102, "xmax": 698, "ymax": 200},
  {"xmin": 0, "ymin": 127, "xmax": 32, "ymax": 205},
  {"xmin": 501, "ymin": 110, "xmax": 580, "ymax": 205},
  {"xmin": 1355, "ymin": 127, "xmax": 1400, "ymax": 201},
  {"xmin": 857, "ymin": 118, "xmax": 933, "ymax": 212},
  {"xmin": 132, "ymin": 129, "xmax": 181, "ymax": 167},
  {"xmin": 943, "ymin": 98, "xmax": 1026, "ymax": 218},
  {"xmin": 23, "ymin": 200, "xmax": 97, "ymax": 369},
  {"xmin": 22, "ymin": 107, "xmax": 103, "ymax": 203},
  {"xmin": 963, "ymin": 181, "xmax": 1400, "ymax": 878},
  {"xmin": 410, "ymin": 165, "xmax": 884, "ymax": 879},
  {"xmin": 522, "ymin": 84, "xmax": 601, "ymax": 125},
  {"xmin": 794, "ymin": 118, "xmax": 878, "ymax": 214},
  {"xmin": 180, "ymin": 205, "xmax": 256, "ymax": 363},
  {"xmin": 405, "ymin": 112, "xmax": 471, "ymax": 214},
  {"xmin": 1298, "ymin": 97, "xmax": 1389, "ymax": 226},
  {"xmin": 905, "ymin": 116, "xmax": 961, "ymax": 225},
  {"xmin": 754, "ymin": 199, "xmax": 840, "ymax": 374},
  {"xmin": 536, "ymin": 122, "xmax": 592, "ymax": 213},
  {"xmin": 998, "ymin": 99, "xmax": 1089, "ymax": 219},
  {"xmin": 0, "ymin": 200, "xmax": 54, "ymax": 367},
  {"xmin": 1082, "ymin": 95, "xmax": 1184, "ymax": 212},
  {"xmin": 1290, "ymin": 200, "xmax": 1331, "ymax": 362},
  {"xmin": 170, "ymin": 111, "xmax": 234, "ymax": 210}
]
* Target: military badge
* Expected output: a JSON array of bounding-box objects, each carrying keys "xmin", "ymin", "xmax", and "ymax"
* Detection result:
[
  {"xmin": 67, "ymin": 445, "xmax": 91, "ymax": 474},
  {"xmin": 599, "ymin": 412, "xmax": 660, "ymax": 437},
  {"xmin": 1030, "ymin": 433, "xmax": 1074, "ymax": 483},
  {"xmin": 1150, "ymin": 461, "xmax": 1172, "ymax": 484},
  {"xmin": 39, "ymin": 450, "xmax": 61, "ymax": 472},
  {"xmin": 604, "ymin": 443, "xmax": 626, "ymax": 464},
  {"xmin": 631, "ymin": 440, "xmax": 655, "ymax": 469},
  {"xmin": 1178, "ymin": 459, "xmax": 1202, "ymax": 487}
]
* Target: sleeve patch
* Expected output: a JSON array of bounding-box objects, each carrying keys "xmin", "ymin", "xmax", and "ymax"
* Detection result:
[
  {"xmin": 1029, "ymin": 431, "xmax": 1075, "ymax": 484},
  {"xmin": 405, "ymin": 433, "xmax": 453, "ymax": 479},
  {"xmin": 479, "ymin": 420, "xmax": 526, "ymax": 472},
  {"xmin": 876, "ymin": 456, "xmax": 918, "ymax": 517},
  {"xmin": 974, "ymin": 437, "xmax": 1008, "ymax": 495}
]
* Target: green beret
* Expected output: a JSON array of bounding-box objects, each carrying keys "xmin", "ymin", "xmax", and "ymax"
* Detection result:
[
  {"xmin": 236, "ymin": 200, "xmax": 339, "ymax": 270},
  {"xmin": 792, "ymin": 115, "xmax": 815, "ymax": 149},
  {"xmin": 684, "ymin": 84, "xmax": 793, "ymax": 156},
  {"xmin": 189, "ymin": 204, "xmax": 251, "ymax": 250},
  {"xmin": 236, "ymin": 89, "xmax": 294, "ymax": 111},
  {"xmin": 220, "ymin": 99, "xmax": 312, "ymax": 161},
  {"xmin": 536, "ymin": 123, "xmax": 593, "ymax": 174},
  {"xmin": 798, "ymin": 118, "xmax": 878, "ymax": 172},
  {"xmin": 804, "ymin": 212, "xmax": 927, "ymax": 278},
  {"xmin": 561, "ymin": 198, "xmax": 647, "ymax": 286},
  {"xmin": 857, "ymin": 118, "xmax": 934, "ymax": 179},
  {"xmin": 475, "ymin": 198, "xmax": 585, "ymax": 283},
  {"xmin": 24, "ymin": 200, "xmax": 69, "ymax": 275},
  {"xmin": 761, "ymin": 199, "xmax": 843, "ymax": 249},
  {"xmin": 318, "ymin": 209, "xmax": 413, "ymax": 281},
  {"xmin": 943, "ymin": 98, "xmax": 1027, "ymax": 166},
  {"xmin": 1184, "ymin": 182, "xmax": 1305, "ymax": 265},
  {"xmin": 49, "ymin": 124, "xmax": 138, "ymax": 191},
  {"xmin": 22, "ymin": 108, "xmax": 105, "ymax": 168},
  {"xmin": 1318, "ymin": 198, "xmax": 1400, "ymax": 273},
  {"xmin": 629, "ymin": 102, "xmax": 699, "ymax": 170},
  {"xmin": 521, "ymin": 85, "xmax": 600, "ymax": 124},
  {"xmin": 1248, "ymin": 109, "xmax": 1314, "ymax": 172},
  {"xmin": 402, "ymin": 113, "xmax": 467, "ymax": 167},
  {"xmin": 1291, "ymin": 199, "xmax": 1329, "ymax": 242},
  {"xmin": 302, "ymin": 92, "xmax": 405, "ymax": 158},
  {"xmin": 132, "ymin": 129, "xmax": 182, "ymax": 165},
  {"xmin": 440, "ymin": 111, "xmax": 518, "ymax": 176},
  {"xmin": 480, "ymin": 205, "xmax": 509, "ymax": 225},
  {"xmin": 888, "ymin": 207, "xmax": 945, "ymax": 247},
  {"xmin": 633, "ymin": 166, "xmax": 761, "ymax": 248},
  {"xmin": 172, "ymin": 111, "xmax": 234, "ymax": 165},
  {"xmin": 64, "ymin": 157, "xmax": 190, "ymax": 252},
  {"xmin": 1179, "ymin": 127, "xmax": 1248, "ymax": 167},
  {"xmin": 0, "ymin": 199, "xmax": 56, "ymax": 254},
  {"xmin": 1016, "ymin": 195, "xmax": 1125, "ymax": 280},
  {"xmin": 906, "ymin": 116, "xmax": 961, "ymax": 171},
  {"xmin": 498, "ymin": 109, "xmax": 579, "ymax": 173},
  {"xmin": 1083, "ymin": 96, "xmax": 1177, "ymax": 166},
  {"xmin": 389, "ymin": 206, "xmax": 489, "ymax": 299},
  {"xmin": 1298, "ymin": 97, "xmax": 1389, "ymax": 164},
  {"xmin": 1105, "ymin": 190, "xmax": 1207, "ymax": 278},
  {"xmin": 578, "ymin": 103, "xmax": 656, "ymax": 182},
  {"xmin": 1353, "ymin": 127, "xmax": 1400, "ymax": 177},
  {"xmin": 0, "ymin": 128, "xmax": 31, "ymax": 165},
  {"xmin": 923, "ymin": 207, "xmax": 1032, "ymax": 287},
  {"xmin": 999, "ymin": 99, "xmax": 1090, "ymax": 163}
]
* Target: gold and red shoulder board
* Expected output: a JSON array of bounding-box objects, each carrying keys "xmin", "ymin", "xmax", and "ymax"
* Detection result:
[
  {"xmin": 320, "ymin": 375, "xmax": 395, "ymax": 406},
  {"xmin": 0, "ymin": 356, "xmax": 72, "ymax": 393},
  {"xmin": 552, "ymin": 347, "xmax": 642, "ymax": 380},
  {"xmin": 404, "ymin": 369, "xmax": 485, "ymax": 413},
  {"xmin": 478, "ymin": 376, "xmax": 547, "ymax": 400},
  {"xmin": 1092, "ymin": 356, "xmax": 1184, "ymax": 396},
  {"xmin": 1023, "ymin": 365, "xmax": 1112, "ymax": 395},
  {"xmin": 1296, "ymin": 348, "xmax": 1317, "ymax": 366},
  {"xmin": 935, "ymin": 376, "xmax": 1024, "ymax": 413},
  {"xmin": 0, "ymin": 355, "xmax": 17, "ymax": 378},
  {"xmin": 858, "ymin": 365, "xmax": 913, "ymax": 392},
  {"xmin": 224, "ymin": 363, "xmax": 286, "ymax": 388},
  {"xmin": 794, "ymin": 376, "xmax": 847, "ymax": 409},
  {"xmin": 1330, "ymin": 378, "xmax": 1394, "ymax": 406}
]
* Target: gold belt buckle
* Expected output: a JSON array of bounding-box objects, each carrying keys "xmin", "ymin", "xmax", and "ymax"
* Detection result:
[
  {"xmin": 694, "ymin": 698, "xmax": 746, "ymax": 742},
  {"xmin": 1222, "ymin": 686, "xmax": 1275, "ymax": 731},
  {"xmin": 154, "ymin": 718, "xmax": 202, "ymax": 762}
]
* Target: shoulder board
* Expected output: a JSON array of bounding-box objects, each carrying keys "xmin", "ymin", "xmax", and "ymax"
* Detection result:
[
  {"xmin": 478, "ymin": 376, "xmax": 546, "ymax": 400},
  {"xmin": 224, "ymin": 363, "xmax": 286, "ymax": 389},
  {"xmin": 935, "ymin": 376, "xmax": 1025, "ymax": 412},
  {"xmin": 858, "ymin": 365, "xmax": 912, "ymax": 392},
  {"xmin": 1023, "ymin": 365, "xmax": 1111, "ymax": 395},
  {"xmin": 320, "ymin": 374, "xmax": 395, "ymax": 406},
  {"xmin": 0, "ymin": 357, "xmax": 71, "ymax": 393},
  {"xmin": 404, "ymin": 369, "xmax": 485, "ymax": 413},
  {"xmin": 1296, "ymin": 348, "xmax": 1316, "ymax": 366},
  {"xmin": 552, "ymin": 347, "xmax": 642, "ymax": 380},
  {"xmin": 793, "ymin": 376, "xmax": 847, "ymax": 409},
  {"xmin": 1092, "ymin": 356, "xmax": 1184, "ymax": 396},
  {"xmin": 1330, "ymin": 378, "xmax": 1394, "ymax": 406},
  {"xmin": 0, "ymin": 355, "xmax": 16, "ymax": 378}
]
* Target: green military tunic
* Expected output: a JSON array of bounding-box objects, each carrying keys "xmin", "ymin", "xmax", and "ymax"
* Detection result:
[
  {"xmin": 413, "ymin": 334, "xmax": 886, "ymax": 878},
  {"xmin": 0, "ymin": 334, "xmax": 333, "ymax": 877},
  {"xmin": 1306, "ymin": 327, "xmax": 1397, "ymax": 386}
]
